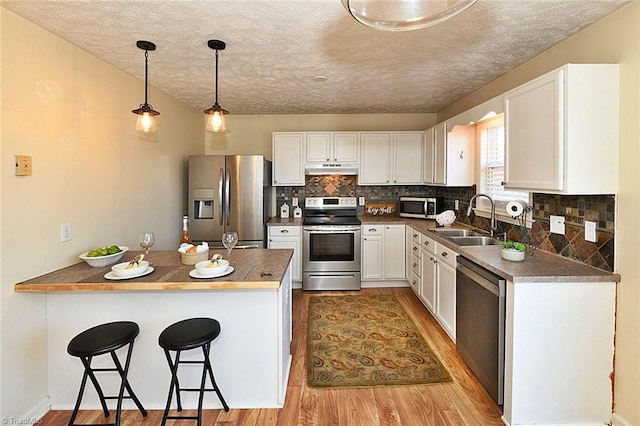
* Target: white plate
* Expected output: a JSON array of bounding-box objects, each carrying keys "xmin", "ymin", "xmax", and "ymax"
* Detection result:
[
  {"xmin": 189, "ymin": 266, "xmax": 234, "ymax": 279},
  {"xmin": 104, "ymin": 267, "xmax": 154, "ymax": 280}
]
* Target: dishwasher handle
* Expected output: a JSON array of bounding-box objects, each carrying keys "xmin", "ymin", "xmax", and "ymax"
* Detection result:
[{"xmin": 457, "ymin": 263, "xmax": 502, "ymax": 297}]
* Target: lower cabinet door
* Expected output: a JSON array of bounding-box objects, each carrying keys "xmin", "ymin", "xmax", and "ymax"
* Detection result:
[
  {"xmin": 268, "ymin": 238, "xmax": 302, "ymax": 282},
  {"xmin": 436, "ymin": 262, "xmax": 456, "ymax": 341},
  {"xmin": 420, "ymin": 250, "xmax": 437, "ymax": 313}
]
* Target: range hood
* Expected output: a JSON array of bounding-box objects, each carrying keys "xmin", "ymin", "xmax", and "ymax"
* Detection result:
[{"xmin": 305, "ymin": 163, "xmax": 359, "ymax": 175}]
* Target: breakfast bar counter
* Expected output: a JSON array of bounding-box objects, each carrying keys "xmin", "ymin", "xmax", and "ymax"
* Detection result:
[
  {"xmin": 14, "ymin": 248, "xmax": 293, "ymax": 411},
  {"xmin": 15, "ymin": 249, "xmax": 292, "ymax": 291}
]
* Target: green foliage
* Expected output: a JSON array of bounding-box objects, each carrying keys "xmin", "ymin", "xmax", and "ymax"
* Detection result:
[{"xmin": 501, "ymin": 241, "xmax": 526, "ymax": 252}]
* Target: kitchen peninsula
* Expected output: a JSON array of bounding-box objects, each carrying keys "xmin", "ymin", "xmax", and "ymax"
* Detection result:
[{"xmin": 15, "ymin": 249, "xmax": 293, "ymax": 411}]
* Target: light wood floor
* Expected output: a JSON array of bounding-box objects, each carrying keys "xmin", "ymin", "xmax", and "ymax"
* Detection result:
[{"xmin": 39, "ymin": 287, "xmax": 504, "ymax": 425}]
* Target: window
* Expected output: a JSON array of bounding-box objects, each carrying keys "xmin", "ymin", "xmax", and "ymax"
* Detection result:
[{"xmin": 474, "ymin": 114, "xmax": 531, "ymax": 223}]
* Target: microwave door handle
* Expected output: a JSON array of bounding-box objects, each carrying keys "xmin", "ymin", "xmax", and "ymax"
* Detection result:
[
  {"xmin": 219, "ymin": 168, "xmax": 224, "ymax": 226},
  {"xmin": 423, "ymin": 200, "xmax": 429, "ymax": 217}
]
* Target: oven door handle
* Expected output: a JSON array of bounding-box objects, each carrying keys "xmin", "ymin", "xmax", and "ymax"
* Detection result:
[{"xmin": 304, "ymin": 228, "xmax": 360, "ymax": 233}]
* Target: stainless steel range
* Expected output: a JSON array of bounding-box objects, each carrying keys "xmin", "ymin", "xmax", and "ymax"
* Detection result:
[{"xmin": 302, "ymin": 197, "xmax": 361, "ymax": 291}]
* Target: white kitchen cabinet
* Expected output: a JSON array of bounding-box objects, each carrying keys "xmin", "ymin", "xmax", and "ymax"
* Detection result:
[
  {"xmin": 272, "ymin": 133, "xmax": 305, "ymax": 186},
  {"xmin": 392, "ymin": 132, "xmax": 423, "ymax": 184},
  {"xmin": 503, "ymin": 63, "xmax": 619, "ymax": 194},
  {"xmin": 384, "ymin": 224, "xmax": 406, "ymax": 279},
  {"xmin": 424, "ymin": 122, "xmax": 474, "ymax": 186},
  {"xmin": 359, "ymin": 133, "xmax": 392, "ymax": 184},
  {"xmin": 361, "ymin": 225, "xmax": 384, "ymax": 280},
  {"xmin": 361, "ymin": 224, "xmax": 406, "ymax": 282},
  {"xmin": 419, "ymin": 234, "xmax": 437, "ymax": 313},
  {"xmin": 407, "ymin": 230, "xmax": 421, "ymax": 296},
  {"xmin": 435, "ymin": 245, "xmax": 458, "ymax": 341},
  {"xmin": 405, "ymin": 226, "xmax": 413, "ymax": 284},
  {"xmin": 412, "ymin": 227, "xmax": 456, "ymax": 341},
  {"xmin": 305, "ymin": 132, "xmax": 359, "ymax": 163},
  {"xmin": 268, "ymin": 226, "xmax": 302, "ymax": 284},
  {"xmin": 359, "ymin": 132, "xmax": 423, "ymax": 185}
]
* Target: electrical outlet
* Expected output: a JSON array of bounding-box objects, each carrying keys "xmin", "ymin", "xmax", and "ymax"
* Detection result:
[
  {"xmin": 585, "ymin": 221, "xmax": 597, "ymax": 242},
  {"xmin": 292, "ymin": 197, "xmax": 298, "ymax": 207},
  {"xmin": 61, "ymin": 223, "xmax": 72, "ymax": 242},
  {"xmin": 549, "ymin": 215, "xmax": 565, "ymax": 235},
  {"xmin": 359, "ymin": 197, "xmax": 365, "ymax": 206},
  {"xmin": 454, "ymin": 200, "xmax": 459, "ymax": 210}
]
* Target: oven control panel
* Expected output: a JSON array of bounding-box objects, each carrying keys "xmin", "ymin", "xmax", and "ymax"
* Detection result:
[{"xmin": 305, "ymin": 197, "xmax": 357, "ymax": 209}]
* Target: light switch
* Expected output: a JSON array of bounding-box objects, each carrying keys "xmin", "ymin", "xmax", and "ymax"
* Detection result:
[
  {"xmin": 585, "ymin": 221, "xmax": 597, "ymax": 242},
  {"xmin": 359, "ymin": 197, "xmax": 365, "ymax": 206},
  {"xmin": 15, "ymin": 155, "xmax": 32, "ymax": 176},
  {"xmin": 550, "ymin": 215, "xmax": 565, "ymax": 235}
]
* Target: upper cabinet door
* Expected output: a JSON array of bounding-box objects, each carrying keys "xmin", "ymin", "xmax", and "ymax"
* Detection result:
[
  {"xmin": 392, "ymin": 132, "xmax": 423, "ymax": 184},
  {"xmin": 433, "ymin": 122, "xmax": 447, "ymax": 185},
  {"xmin": 504, "ymin": 70, "xmax": 563, "ymax": 191},
  {"xmin": 359, "ymin": 133, "xmax": 392, "ymax": 184},
  {"xmin": 423, "ymin": 127, "xmax": 435, "ymax": 184},
  {"xmin": 504, "ymin": 64, "xmax": 619, "ymax": 194},
  {"xmin": 305, "ymin": 133, "xmax": 332, "ymax": 162},
  {"xmin": 273, "ymin": 133, "xmax": 305, "ymax": 186},
  {"xmin": 333, "ymin": 133, "xmax": 359, "ymax": 162}
]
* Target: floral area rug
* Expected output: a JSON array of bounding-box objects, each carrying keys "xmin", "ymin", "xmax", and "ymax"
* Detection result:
[{"xmin": 307, "ymin": 294, "xmax": 452, "ymax": 388}]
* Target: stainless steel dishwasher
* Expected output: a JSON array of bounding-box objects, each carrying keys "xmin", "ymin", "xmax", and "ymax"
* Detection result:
[{"xmin": 456, "ymin": 256, "xmax": 506, "ymax": 406}]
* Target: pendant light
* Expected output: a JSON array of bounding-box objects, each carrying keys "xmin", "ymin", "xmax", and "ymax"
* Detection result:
[
  {"xmin": 204, "ymin": 39, "xmax": 229, "ymax": 133},
  {"xmin": 341, "ymin": 0, "xmax": 477, "ymax": 31},
  {"xmin": 131, "ymin": 40, "xmax": 159, "ymax": 133}
]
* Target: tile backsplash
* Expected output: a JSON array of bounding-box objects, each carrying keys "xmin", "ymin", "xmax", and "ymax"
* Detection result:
[{"xmin": 275, "ymin": 176, "xmax": 616, "ymax": 272}]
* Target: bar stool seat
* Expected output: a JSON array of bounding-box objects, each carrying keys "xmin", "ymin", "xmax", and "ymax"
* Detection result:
[
  {"xmin": 159, "ymin": 317, "xmax": 229, "ymax": 425},
  {"xmin": 67, "ymin": 321, "xmax": 147, "ymax": 426}
]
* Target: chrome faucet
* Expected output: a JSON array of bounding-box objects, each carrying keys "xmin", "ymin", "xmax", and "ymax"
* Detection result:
[{"xmin": 467, "ymin": 193, "xmax": 497, "ymax": 237}]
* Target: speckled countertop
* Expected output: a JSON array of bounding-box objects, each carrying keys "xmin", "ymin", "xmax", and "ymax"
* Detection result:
[
  {"xmin": 268, "ymin": 215, "xmax": 619, "ymax": 283},
  {"xmin": 14, "ymin": 249, "xmax": 293, "ymax": 292}
]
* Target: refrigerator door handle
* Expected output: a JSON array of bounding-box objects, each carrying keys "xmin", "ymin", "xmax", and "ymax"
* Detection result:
[
  {"xmin": 219, "ymin": 168, "xmax": 224, "ymax": 226},
  {"xmin": 225, "ymin": 168, "xmax": 231, "ymax": 226}
]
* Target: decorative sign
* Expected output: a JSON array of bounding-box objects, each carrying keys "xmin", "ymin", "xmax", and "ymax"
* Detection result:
[{"xmin": 365, "ymin": 203, "xmax": 396, "ymax": 216}]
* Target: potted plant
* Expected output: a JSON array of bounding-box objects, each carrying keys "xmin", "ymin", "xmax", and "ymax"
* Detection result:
[{"xmin": 501, "ymin": 240, "xmax": 526, "ymax": 261}]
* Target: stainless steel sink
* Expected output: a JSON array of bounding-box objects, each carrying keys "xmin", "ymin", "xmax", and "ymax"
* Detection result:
[
  {"xmin": 447, "ymin": 236, "xmax": 501, "ymax": 246},
  {"xmin": 431, "ymin": 229, "xmax": 484, "ymax": 237}
]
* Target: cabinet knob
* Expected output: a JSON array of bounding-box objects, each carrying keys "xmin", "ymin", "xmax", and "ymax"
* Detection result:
[
  {"xmin": 424, "ymin": 241, "xmax": 430, "ymax": 246},
  {"xmin": 326, "ymin": 158, "xmax": 330, "ymax": 161},
  {"xmin": 413, "ymin": 246, "xmax": 418, "ymax": 251},
  {"xmin": 413, "ymin": 263, "xmax": 418, "ymax": 267},
  {"xmin": 442, "ymin": 251, "xmax": 449, "ymax": 258},
  {"xmin": 412, "ymin": 280, "xmax": 417, "ymax": 285},
  {"xmin": 413, "ymin": 233, "xmax": 418, "ymax": 238}
]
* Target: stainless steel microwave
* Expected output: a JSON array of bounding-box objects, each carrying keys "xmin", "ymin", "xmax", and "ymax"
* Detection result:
[{"xmin": 399, "ymin": 196, "xmax": 445, "ymax": 220}]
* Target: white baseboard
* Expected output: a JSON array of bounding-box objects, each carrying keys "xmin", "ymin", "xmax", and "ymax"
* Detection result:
[
  {"xmin": 361, "ymin": 280, "xmax": 409, "ymax": 288},
  {"xmin": 13, "ymin": 397, "xmax": 51, "ymax": 425},
  {"xmin": 611, "ymin": 412, "xmax": 632, "ymax": 426}
]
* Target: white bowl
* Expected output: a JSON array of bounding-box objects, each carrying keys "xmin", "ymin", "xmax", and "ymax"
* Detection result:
[
  {"xmin": 501, "ymin": 248, "xmax": 525, "ymax": 262},
  {"xmin": 195, "ymin": 259, "xmax": 230, "ymax": 276},
  {"xmin": 110, "ymin": 260, "xmax": 150, "ymax": 277},
  {"xmin": 436, "ymin": 210, "xmax": 456, "ymax": 226},
  {"xmin": 79, "ymin": 246, "xmax": 128, "ymax": 267}
]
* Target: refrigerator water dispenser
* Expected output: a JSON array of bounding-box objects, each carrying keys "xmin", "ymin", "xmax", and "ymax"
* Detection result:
[{"xmin": 193, "ymin": 188, "xmax": 215, "ymax": 219}]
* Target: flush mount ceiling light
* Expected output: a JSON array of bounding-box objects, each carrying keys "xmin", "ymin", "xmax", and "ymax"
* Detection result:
[
  {"xmin": 341, "ymin": 0, "xmax": 478, "ymax": 31},
  {"xmin": 204, "ymin": 39, "xmax": 229, "ymax": 133},
  {"xmin": 131, "ymin": 40, "xmax": 159, "ymax": 133}
]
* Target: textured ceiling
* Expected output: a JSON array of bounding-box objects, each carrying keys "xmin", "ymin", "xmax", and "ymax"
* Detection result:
[{"xmin": 1, "ymin": 0, "xmax": 630, "ymax": 115}]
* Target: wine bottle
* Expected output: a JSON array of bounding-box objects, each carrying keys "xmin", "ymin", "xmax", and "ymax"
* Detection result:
[{"xmin": 180, "ymin": 215, "xmax": 192, "ymax": 244}]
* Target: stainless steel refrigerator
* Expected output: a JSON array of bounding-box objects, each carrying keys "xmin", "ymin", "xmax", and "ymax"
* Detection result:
[{"xmin": 187, "ymin": 155, "xmax": 273, "ymax": 248}]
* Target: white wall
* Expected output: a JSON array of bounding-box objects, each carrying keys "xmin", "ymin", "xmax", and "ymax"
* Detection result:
[
  {"xmin": 439, "ymin": 3, "xmax": 640, "ymax": 424},
  {"xmin": 206, "ymin": 113, "xmax": 436, "ymax": 158},
  {"xmin": 0, "ymin": 9, "xmax": 203, "ymax": 420}
]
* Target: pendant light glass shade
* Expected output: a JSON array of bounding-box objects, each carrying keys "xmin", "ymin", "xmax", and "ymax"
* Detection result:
[
  {"xmin": 132, "ymin": 40, "xmax": 159, "ymax": 133},
  {"xmin": 341, "ymin": 0, "xmax": 477, "ymax": 31},
  {"xmin": 204, "ymin": 39, "xmax": 229, "ymax": 133}
]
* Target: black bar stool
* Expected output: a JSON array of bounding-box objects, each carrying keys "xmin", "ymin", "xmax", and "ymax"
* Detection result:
[
  {"xmin": 66, "ymin": 321, "xmax": 147, "ymax": 426},
  {"xmin": 158, "ymin": 317, "xmax": 229, "ymax": 425}
]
